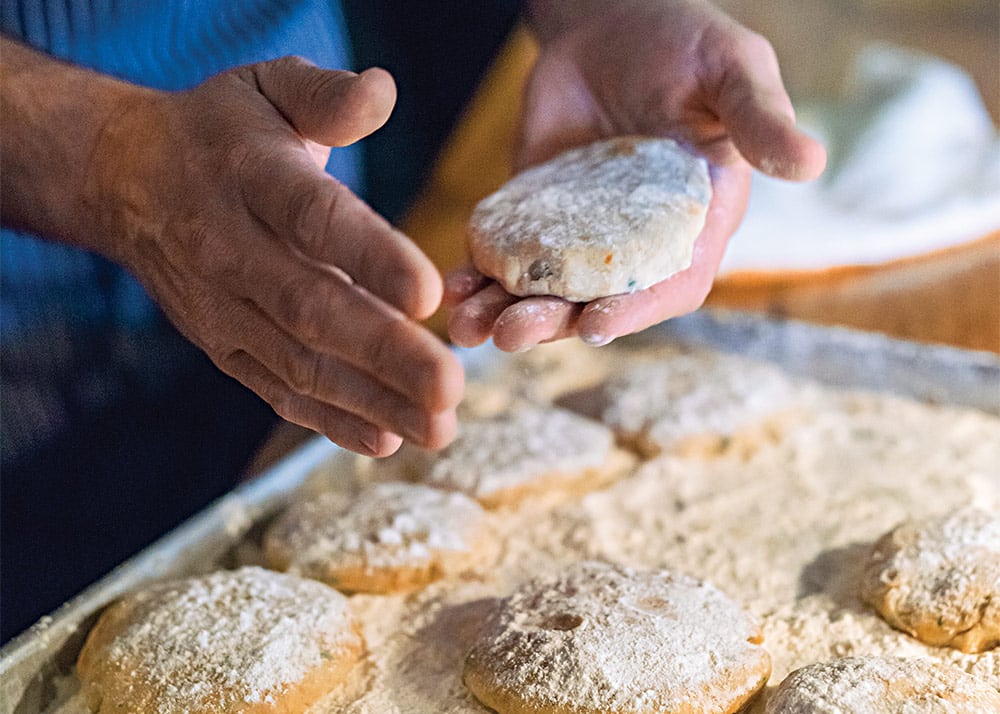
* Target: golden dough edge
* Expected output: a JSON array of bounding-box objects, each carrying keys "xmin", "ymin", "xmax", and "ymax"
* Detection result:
[
  {"xmin": 263, "ymin": 510, "xmax": 491, "ymax": 595},
  {"xmin": 473, "ymin": 446, "xmax": 637, "ymax": 510},
  {"xmin": 77, "ymin": 589, "xmax": 366, "ymax": 714},
  {"xmin": 462, "ymin": 645, "xmax": 770, "ymax": 714},
  {"xmin": 860, "ymin": 529, "xmax": 1000, "ymax": 654}
]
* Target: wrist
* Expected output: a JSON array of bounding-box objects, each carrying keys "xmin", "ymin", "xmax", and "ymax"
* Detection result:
[
  {"xmin": 82, "ymin": 87, "xmax": 175, "ymax": 267},
  {"xmin": 0, "ymin": 38, "xmax": 165, "ymax": 262}
]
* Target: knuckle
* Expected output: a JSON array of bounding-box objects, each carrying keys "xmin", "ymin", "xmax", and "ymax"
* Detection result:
[
  {"xmin": 300, "ymin": 69, "xmax": 339, "ymax": 112},
  {"xmin": 687, "ymin": 277, "xmax": 714, "ymax": 313},
  {"xmin": 736, "ymin": 29, "xmax": 779, "ymax": 68},
  {"xmin": 277, "ymin": 279, "xmax": 327, "ymax": 345},
  {"xmin": 284, "ymin": 181, "xmax": 319, "ymax": 242},
  {"xmin": 366, "ymin": 318, "xmax": 404, "ymax": 376},
  {"xmin": 186, "ymin": 217, "xmax": 229, "ymax": 277},
  {"xmin": 260, "ymin": 380, "xmax": 302, "ymax": 422},
  {"xmin": 274, "ymin": 54, "xmax": 310, "ymax": 72},
  {"xmin": 225, "ymin": 142, "xmax": 258, "ymax": 183},
  {"xmin": 269, "ymin": 392, "xmax": 300, "ymax": 424},
  {"xmin": 253, "ymin": 55, "xmax": 308, "ymax": 88},
  {"xmin": 219, "ymin": 349, "xmax": 283, "ymax": 409},
  {"xmin": 423, "ymin": 351, "xmax": 454, "ymax": 391},
  {"xmin": 285, "ymin": 349, "xmax": 324, "ymax": 397},
  {"xmin": 414, "ymin": 349, "xmax": 462, "ymax": 411},
  {"xmin": 283, "ymin": 179, "xmax": 342, "ymax": 256},
  {"xmin": 214, "ymin": 349, "xmax": 245, "ymax": 380}
]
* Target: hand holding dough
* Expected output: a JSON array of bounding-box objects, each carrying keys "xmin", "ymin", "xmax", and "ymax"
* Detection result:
[{"xmin": 468, "ymin": 137, "xmax": 711, "ymax": 302}]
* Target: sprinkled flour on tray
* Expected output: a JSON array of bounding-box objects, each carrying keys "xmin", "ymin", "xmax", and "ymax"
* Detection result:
[
  {"xmin": 310, "ymin": 352, "xmax": 999, "ymax": 713},
  {"xmin": 47, "ymin": 341, "xmax": 1000, "ymax": 714}
]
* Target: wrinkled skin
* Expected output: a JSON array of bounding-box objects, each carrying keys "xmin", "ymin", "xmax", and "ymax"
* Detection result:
[
  {"xmin": 1, "ymin": 0, "xmax": 825, "ymax": 457},
  {"xmin": 83, "ymin": 59, "xmax": 463, "ymax": 457}
]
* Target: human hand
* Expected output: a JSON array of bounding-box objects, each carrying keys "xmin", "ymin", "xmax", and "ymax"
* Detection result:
[
  {"xmin": 92, "ymin": 57, "xmax": 462, "ymax": 456},
  {"xmin": 446, "ymin": 0, "xmax": 826, "ymax": 350}
]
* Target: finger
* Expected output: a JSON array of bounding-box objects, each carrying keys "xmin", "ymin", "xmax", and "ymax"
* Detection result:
[
  {"xmin": 712, "ymin": 30, "xmax": 826, "ymax": 181},
  {"xmin": 222, "ymin": 350, "xmax": 404, "ymax": 458},
  {"xmin": 447, "ymin": 283, "xmax": 519, "ymax": 348},
  {"xmin": 240, "ymin": 149, "xmax": 442, "ymax": 320},
  {"xmin": 223, "ymin": 301, "xmax": 457, "ymax": 449},
  {"xmin": 222, "ymin": 226, "xmax": 464, "ymax": 413},
  {"xmin": 252, "ymin": 57, "xmax": 397, "ymax": 147},
  {"xmin": 576, "ymin": 164, "xmax": 750, "ymax": 343},
  {"xmin": 492, "ymin": 297, "xmax": 581, "ymax": 352},
  {"xmin": 443, "ymin": 265, "xmax": 491, "ymax": 307}
]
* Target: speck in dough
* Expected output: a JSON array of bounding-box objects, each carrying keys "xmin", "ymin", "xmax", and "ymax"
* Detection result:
[
  {"xmin": 861, "ymin": 507, "xmax": 1000, "ymax": 653},
  {"xmin": 468, "ymin": 137, "xmax": 711, "ymax": 302}
]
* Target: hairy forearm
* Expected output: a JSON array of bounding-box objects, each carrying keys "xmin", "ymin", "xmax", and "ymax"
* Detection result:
[{"xmin": 0, "ymin": 37, "xmax": 157, "ymax": 258}]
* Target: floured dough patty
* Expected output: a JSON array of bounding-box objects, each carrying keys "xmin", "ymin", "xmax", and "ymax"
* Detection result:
[
  {"xmin": 860, "ymin": 507, "xmax": 1000, "ymax": 653},
  {"xmin": 468, "ymin": 137, "xmax": 711, "ymax": 302},
  {"xmin": 765, "ymin": 656, "xmax": 1000, "ymax": 713},
  {"xmin": 76, "ymin": 566, "xmax": 363, "ymax": 713},
  {"xmin": 566, "ymin": 350, "xmax": 796, "ymax": 458},
  {"xmin": 463, "ymin": 561, "xmax": 770, "ymax": 714},
  {"xmin": 371, "ymin": 407, "xmax": 632, "ymax": 508},
  {"xmin": 263, "ymin": 482, "xmax": 488, "ymax": 594}
]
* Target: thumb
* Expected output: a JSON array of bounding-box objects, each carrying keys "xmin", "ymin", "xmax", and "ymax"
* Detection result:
[
  {"xmin": 252, "ymin": 56, "xmax": 396, "ymax": 147},
  {"xmin": 712, "ymin": 33, "xmax": 826, "ymax": 182}
]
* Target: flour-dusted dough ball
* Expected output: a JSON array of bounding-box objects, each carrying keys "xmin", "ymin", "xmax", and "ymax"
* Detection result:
[
  {"xmin": 264, "ymin": 482, "xmax": 488, "ymax": 594},
  {"xmin": 765, "ymin": 656, "xmax": 1000, "ymax": 713},
  {"xmin": 370, "ymin": 406, "xmax": 633, "ymax": 508},
  {"xmin": 77, "ymin": 566, "xmax": 363, "ymax": 714},
  {"xmin": 469, "ymin": 137, "xmax": 712, "ymax": 302},
  {"xmin": 571, "ymin": 350, "xmax": 796, "ymax": 458},
  {"xmin": 463, "ymin": 561, "xmax": 771, "ymax": 714},
  {"xmin": 861, "ymin": 507, "xmax": 1000, "ymax": 653}
]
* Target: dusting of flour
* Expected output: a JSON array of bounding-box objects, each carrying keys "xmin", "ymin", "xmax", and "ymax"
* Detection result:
[
  {"xmin": 51, "ymin": 342, "xmax": 1000, "ymax": 714},
  {"xmin": 83, "ymin": 567, "xmax": 359, "ymax": 713},
  {"xmin": 313, "ymin": 366, "xmax": 1000, "ymax": 713}
]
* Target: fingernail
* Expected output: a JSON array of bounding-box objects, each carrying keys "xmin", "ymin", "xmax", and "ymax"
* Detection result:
[
  {"xmin": 359, "ymin": 426, "xmax": 383, "ymax": 455},
  {"xmin": 581, "ymin": 333, "xmax": 614, "ymax": 347}
]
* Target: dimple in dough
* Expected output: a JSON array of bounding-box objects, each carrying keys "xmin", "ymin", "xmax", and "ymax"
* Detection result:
[{"xmin": 463, "ymin": 560, "xmax": 771, "ymax": 714}]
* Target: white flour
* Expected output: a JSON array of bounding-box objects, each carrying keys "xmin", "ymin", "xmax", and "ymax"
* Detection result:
[
  {"xmin": 312, "ymin": 379, "xmax": 999, "ymax": 712},
  {"xmin": 50, "ymin": 343, "xmax": 1000, "ymax": 714}
]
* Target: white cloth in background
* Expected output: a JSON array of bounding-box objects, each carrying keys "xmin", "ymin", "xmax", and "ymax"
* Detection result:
[{"xmin": 720, "ymin": 44, "xmax": 1000, "ymax": 275}]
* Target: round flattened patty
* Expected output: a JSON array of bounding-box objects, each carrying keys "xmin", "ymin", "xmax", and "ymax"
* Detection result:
[{"xmin": 469, "ymin": 137, "xmax": 711, "ymax": 302}]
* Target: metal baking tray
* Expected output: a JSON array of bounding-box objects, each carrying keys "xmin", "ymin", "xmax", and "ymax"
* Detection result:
[{"xmin": 2, "ymin": 309, "xmax": 997, "ymax": 713}]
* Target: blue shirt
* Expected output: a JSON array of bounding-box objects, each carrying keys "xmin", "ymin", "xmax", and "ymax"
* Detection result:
[{"xmin": 0, "ymin": 1, "xmax": 359, "ymax": 463}]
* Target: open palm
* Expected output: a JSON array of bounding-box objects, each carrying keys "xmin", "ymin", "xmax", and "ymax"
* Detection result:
[{"xmin": 446, "ymin": 0, "xmax": 826, "ymax": 350}]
